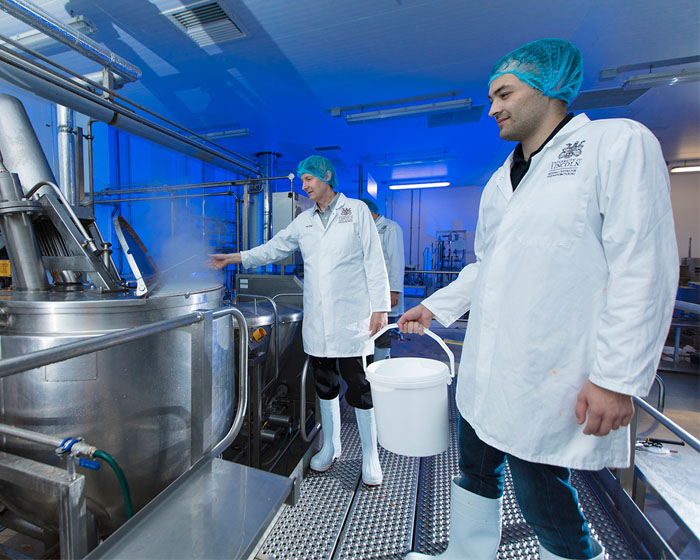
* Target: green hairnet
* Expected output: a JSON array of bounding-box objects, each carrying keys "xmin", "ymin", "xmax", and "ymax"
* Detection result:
[
  {"xmin": 297, "ymin": 155, "xmax": 338, "ymax": 190},
  {"xmin": 489, "ymin": 38, "xmax": 583, "ymax": 104},
  {"xmin": 360, "ymin": 198, "xmax": 379, "ymax": 214}
]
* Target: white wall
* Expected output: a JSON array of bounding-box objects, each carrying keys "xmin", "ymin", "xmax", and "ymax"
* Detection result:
[
  {"xmin": 669, "ymin": 171, "xmax": 700, "ymax": 259},
  {"xmin": 387, "ymin": 185, "xmax": 483, "ymax": 268}
]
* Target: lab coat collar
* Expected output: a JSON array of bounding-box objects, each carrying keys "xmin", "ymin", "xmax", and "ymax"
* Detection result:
[{"xmin": 495, "ymin": 113, "xmax": 590, "ymax": 198}]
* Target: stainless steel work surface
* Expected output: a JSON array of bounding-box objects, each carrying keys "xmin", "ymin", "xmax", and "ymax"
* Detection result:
[
  {"xmin": 635, "ymin": 444, "xmax": 700, "ymax": 540},
  {"xmin": 86, "ymin": 457, "xmax": 292, "ymax": 559}
]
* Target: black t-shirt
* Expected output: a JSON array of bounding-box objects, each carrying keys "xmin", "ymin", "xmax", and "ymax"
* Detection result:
[{"xmin": 510, "ymin": 113, "xmax": 574, "ymax": 191}]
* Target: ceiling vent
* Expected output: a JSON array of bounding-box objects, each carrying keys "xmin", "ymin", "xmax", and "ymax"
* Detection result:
[
  {"xmin": 163, "ymin": 1, "xmax": 246, "ymax": 48},
  {"xmin": 314, "ymin": 145, "xmax": 343, "ymax": 152}
]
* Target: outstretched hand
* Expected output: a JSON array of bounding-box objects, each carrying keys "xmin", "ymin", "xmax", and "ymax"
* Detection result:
[
  {"xmin": 575, "ymin": 380, "xmax": 634, "ymax": 436},
  {"xmin": 397, "ymin": 304, "xmax": 434, "ymax": 335},
  {"xmin": 208, "ymin": 253, "xmax": 241, "ymax": 270}
]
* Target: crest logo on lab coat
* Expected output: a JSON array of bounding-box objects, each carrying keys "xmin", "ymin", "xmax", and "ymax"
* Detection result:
[
  {"xmin": 548, "ymin": 140, "xmax": 586, "ymax": 178},
  {"xmin": 339, "ymin": 207, "xmax": 353, "ymax": 223},
  {"xmin": 558, "ymin": 141, "xmax": 586, "ymax": 159}
]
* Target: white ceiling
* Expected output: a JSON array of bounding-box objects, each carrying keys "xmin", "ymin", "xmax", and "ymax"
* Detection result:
[{"xmin": 0, "ymin": 0, "xmax": 698, "ymax": 191}]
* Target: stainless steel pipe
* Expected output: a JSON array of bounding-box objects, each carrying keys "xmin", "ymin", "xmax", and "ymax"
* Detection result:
[
  {"xmin": 0, "ymin": 311, "xmax": 203, "ymax": 379},
  {"xmin": 0, "ymin": 424, "xmax": 94, "ymax": 457},
  {"xmin": 634, "ymin": 397, "xmax": 700, "ymax": 453},
  {"xmin": 57, "ymin": 105, "xmax": 77, "ymax": 206},
  {"xmin": 0, "ymin": 0, "xmax": 141, "ymax": 82},
  {"xmin": 0, "ymin": 48, "xmax": 259, "ymax": 175}
]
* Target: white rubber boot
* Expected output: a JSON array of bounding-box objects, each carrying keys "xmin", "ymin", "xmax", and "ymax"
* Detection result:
[
  {"xmin": 539, "ymin": 537, "xmax": 605, "ymax": 560},
  {"xmin": 405, "ymin": 477, "xmax": 502, "ymax": 559},
  {"xmin": 310, "ymin": 397, "xmax": 341, "ymax": 472},
  {"xmin": 374, "ymin": 347, "xmax": 391, "ymax": 360},
  {"xmin": 355, "ymin": 408, "xmax": 383, "ymax": 486}
]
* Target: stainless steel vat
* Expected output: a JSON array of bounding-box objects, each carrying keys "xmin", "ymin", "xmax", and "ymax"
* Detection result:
[
  {"xmin": 234, "ymin": 300, "xmax": 303, "ymax": 384},
  {"xmin": 0, "ymin": 283, "xmax": 232, "ymax": 535}
]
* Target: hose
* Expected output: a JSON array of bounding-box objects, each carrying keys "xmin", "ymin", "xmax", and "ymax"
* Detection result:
[{"xmin": 92, "ymin": 449, "xmax": 134, "ymax": 519}]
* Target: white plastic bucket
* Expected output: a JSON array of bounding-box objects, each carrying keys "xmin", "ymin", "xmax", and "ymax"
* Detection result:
[{"xmin": 363, "ymin": 323, "xmax": 455, "ymax": 457}]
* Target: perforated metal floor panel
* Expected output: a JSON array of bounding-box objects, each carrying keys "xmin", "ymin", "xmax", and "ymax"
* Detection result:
[{"xmin": 258, "ymin": 387, "xmax": 635, "ymax": 560}]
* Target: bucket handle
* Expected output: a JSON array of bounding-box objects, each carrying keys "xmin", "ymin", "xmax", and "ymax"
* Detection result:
[{"xmin": 362, "ymin": 323, "xmax": 455, "ymax": 382}]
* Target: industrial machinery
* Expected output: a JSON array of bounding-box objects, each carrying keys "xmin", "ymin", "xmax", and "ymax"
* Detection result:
[{"xmin": 0, "ymin": 94, "xmax": 235, "ymax": 540}]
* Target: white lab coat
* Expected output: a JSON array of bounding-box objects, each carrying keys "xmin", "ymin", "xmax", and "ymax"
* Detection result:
[
  {"xmin": 423, "ymin": 114, "xmax": 678, "ymax": 470},
  {"xmin": 241, "ymin": 193, "xmax": 391, "ymax": 357},
  {"xmin": 374, "ymin": 215, "xmax": 405, "ymax": 316}
]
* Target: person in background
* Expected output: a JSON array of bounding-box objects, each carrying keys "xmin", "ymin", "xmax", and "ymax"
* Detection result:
[
  {"xmin": 361, "ymin": 198, "xmax": 405, "ymax": 360},
  {"xmin": 210, "ymin": 155, "xmax": 390, "ymax": 486},
  {"xmin": 400, "ymin": 38, "xmax": 678, "ymax": 559}
]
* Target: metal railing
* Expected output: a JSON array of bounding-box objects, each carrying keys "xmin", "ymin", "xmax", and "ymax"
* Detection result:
[{"xmin": 0, "ymin": 304, "xmax": 248, "ymax": 558}]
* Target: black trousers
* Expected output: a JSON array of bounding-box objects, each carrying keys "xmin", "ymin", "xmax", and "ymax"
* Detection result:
[{"xmin": 309, "ymin": 355, "xmax": 374, "ymax": 409}]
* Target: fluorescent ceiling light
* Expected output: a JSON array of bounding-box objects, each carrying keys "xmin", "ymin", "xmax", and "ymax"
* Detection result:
[
  {"xmin": 5, "ymin": 16, "xmax": 96, "ymax": 52},
  {"xmin": 389, "ymin": 182, "xmax": 450, "ymax": 190},
  {"xmin": 668, "ymin": 160, "xmax": 700, "ymax": 173},
  {"xmin": 623, "ymin": 67, "xmax": 700, "ymax": 90},
  {"xmin": 197, "ymin": 128, "xmax": 251, "ymax": 139},
  {"xmin": 670, "ymin": 165, "xmax": 700, "ymax": 173},
  {"xmin": 346, "ymin": 99, "xmax": 471, "ymax": 124},
  {"xmin": 374, "ymin": 155, "xmax": 455, "ymax": 167}
]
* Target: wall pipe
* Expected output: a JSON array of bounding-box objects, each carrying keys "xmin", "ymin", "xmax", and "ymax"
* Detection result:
[
  {"xmin": 0, "ymin": 0, "xmax": 141, "ymax": 82},
  {"xmin": 0, "ymin": 44, "xmax": 259, "ymax": 176}
]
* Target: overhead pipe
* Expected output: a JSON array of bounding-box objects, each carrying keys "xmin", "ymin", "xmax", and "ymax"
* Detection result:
[
  {"xmin": 0, "ymin": 44, "xmax": 260, "ymax": 176},
  {"xmin": 0, "ymin": 0, "xmax": 141, "ymax": 82}
]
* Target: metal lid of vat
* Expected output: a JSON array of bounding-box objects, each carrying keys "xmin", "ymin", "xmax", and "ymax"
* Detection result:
[{"xmin": 113, "ymin": 216, "xmax": 161, "ymax": 297}]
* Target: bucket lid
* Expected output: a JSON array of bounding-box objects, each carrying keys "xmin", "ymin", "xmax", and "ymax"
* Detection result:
[{"xmin": 366, "ymin": 357, "xmax": 451, "ymax": 389}]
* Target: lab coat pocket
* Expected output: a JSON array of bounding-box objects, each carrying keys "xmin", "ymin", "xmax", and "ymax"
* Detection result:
[{"xmin": 515, "ymin": 179, "xmax": 588, "ymax": 248}]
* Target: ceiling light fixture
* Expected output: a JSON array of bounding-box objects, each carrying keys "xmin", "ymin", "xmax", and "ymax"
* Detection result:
[
  {"xmin": 668, "ymin": 160, "xmax": 700, "ymax": 173},
  {"xmin": 196, "ymin": 128, "xmax": 251, "ymax": 139},
  {"xmin": 388, "ymin": 181, "xmax": 450, "ymax": 190},
  {"xmin": 374, "ymin": 155, "xmax": 456, "ymax": 167},
  {"xmin": 346, "ymin": 99, "xmax": 471, "ymax": 125},
  {"xmin": 623, "ymin": 67, "xmax": 700, "ymax": 90},
  {"xmin": 4, "ymin": 15, "xmax": 96, "ymax": 51}
]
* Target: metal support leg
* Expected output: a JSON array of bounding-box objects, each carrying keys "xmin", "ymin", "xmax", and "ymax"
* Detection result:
[
  {"xmin": 0, "ymin": 451, "xmax": 87, "ymax": 559},
  {"xmin": 616, "ymin": 407, "xmax": 638, "ymax": 499}
]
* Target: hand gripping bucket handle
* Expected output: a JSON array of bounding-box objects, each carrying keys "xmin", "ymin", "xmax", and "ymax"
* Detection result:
[{"xmin": 362, "ymin": 323, "xmax": 456, "ymax": 383}]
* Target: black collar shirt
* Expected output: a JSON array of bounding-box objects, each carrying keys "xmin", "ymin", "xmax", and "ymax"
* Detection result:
[{"xmin": 510, "ymin": 113, "xmax": 574, "ymax": 191}]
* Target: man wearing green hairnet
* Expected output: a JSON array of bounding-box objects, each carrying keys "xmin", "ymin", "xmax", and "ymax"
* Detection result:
[
  {"xmin": 211, "ymin": 155, "xmax": 391, "ymax": 487},
  {"xmin": 400, "ymin": 38, "xmax": 677, "ymax": 559}
]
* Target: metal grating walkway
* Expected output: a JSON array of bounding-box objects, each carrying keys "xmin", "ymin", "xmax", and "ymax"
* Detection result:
[{"xmin": 256, "ymin": 390, "xmax": 634, "ymax": 559}]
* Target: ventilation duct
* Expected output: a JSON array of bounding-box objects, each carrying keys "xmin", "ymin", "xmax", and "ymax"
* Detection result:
[{"xmin": 163, "ymin": 1, "xmax": 246, "ymax": 48}]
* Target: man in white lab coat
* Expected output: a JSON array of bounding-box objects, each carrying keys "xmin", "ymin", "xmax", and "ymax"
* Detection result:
[
  {"xmin": 210, "ymin": 155, "xmax": 391, "ymax": 486},
  {"xmin": 401, "ymin": 39, "xmax": 678, "ymax": 560},
  {"xmin": 361, "ymin": 198, "xmax": 405, "ymax": 360}
]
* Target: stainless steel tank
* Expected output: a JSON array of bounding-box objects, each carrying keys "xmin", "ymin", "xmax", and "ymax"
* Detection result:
[
  {"xmin": 0, "ymin": 283, "xmax": 233, "ymax": 535},
  {"xmin": 235, "ymin": 300, "xmax": 303, "ymax": 370}
]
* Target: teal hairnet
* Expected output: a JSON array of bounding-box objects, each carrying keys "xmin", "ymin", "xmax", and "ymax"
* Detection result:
[
  {"xmin": 489, "ymin": 38, "xmax": 583, "ymax": 104},
  {"xmin": 360, "ymin": 198, "xmax": 379, "ymax": 214},
  {"xmin": 297, "ymin": 155, "xmax": 338, "ymax": 190}
]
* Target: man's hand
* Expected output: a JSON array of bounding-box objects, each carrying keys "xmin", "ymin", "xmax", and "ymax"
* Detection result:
[
  {"xmin": 208, "ymin": 253, "xmax": 241, "ymax": 270},
  {"xmin": 397, "ymin": 304, "xmax": 434, "ymax": 335},
  {"xmin": 575, "ymin": 380, "xmax": 634, "ymax": 436},
  {"xmin": 369, "ymin": 311, "xmax": 388, "ymax": 336},
  {"xmin": 390, "ymin": 291, "xmax": 399, "ymax": 308}
]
